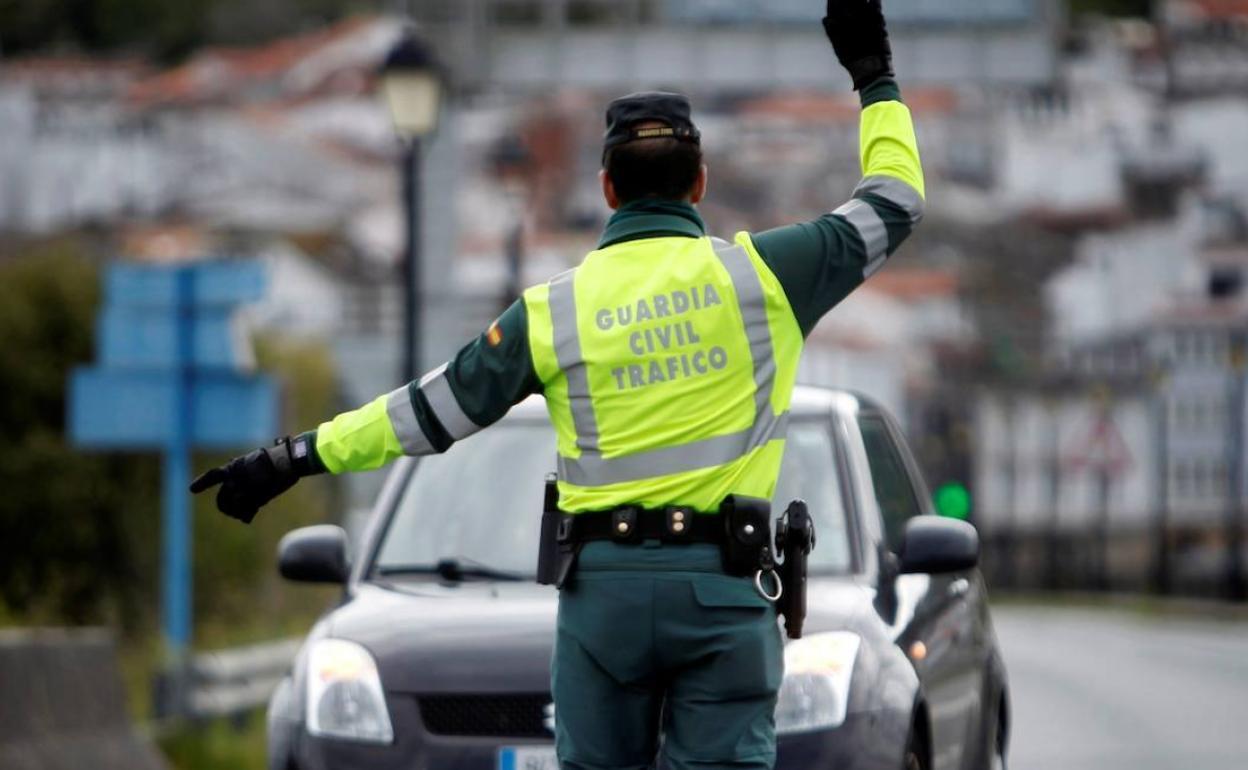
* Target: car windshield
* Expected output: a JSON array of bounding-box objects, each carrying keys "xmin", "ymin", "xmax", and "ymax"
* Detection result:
[{"xmin": 372, "ymin": 417, "xmax": 853, "ymax": 577}]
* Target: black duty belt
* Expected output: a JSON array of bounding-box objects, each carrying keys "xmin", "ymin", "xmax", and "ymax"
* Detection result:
[{"xmin": 557, "ymin": 506, "xmax": 726, "ymax": 546}]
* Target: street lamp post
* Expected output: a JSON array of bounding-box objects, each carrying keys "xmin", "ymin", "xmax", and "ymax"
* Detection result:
[
  {"xmin": 1151, "ymin": 360, "xmax": 1172, "ymax": 595},
  {"xmin": 1227, "ymin": 334, "xmax": 1247, "ymax": 601},
  {"xmin": 380, "ymin": 30, "xmax": 443, "ymax": 384},
  {"xmin": 490, "ymin": 134, "xmax": 534, "ymax": 312}
]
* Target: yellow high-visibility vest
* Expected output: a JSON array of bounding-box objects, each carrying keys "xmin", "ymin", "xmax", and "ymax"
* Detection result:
[{"xmin": 524, "ymin": 233, "xmax": 804, "ymax": 513}]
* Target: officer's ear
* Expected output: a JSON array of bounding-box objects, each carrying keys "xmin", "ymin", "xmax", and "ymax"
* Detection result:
[
  {"xmin": 600, "ymin": 169, "xmax": 621, "ymax": 210},
  {"xmin": 689, "ymin": 164, "xmax": 708, "ymax": 205}
]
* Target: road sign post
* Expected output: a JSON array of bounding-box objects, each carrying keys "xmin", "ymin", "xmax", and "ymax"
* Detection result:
[
  {"xmin": 165, "ymin": 267, "xmax": 194, "ymax": 653},
  {"xmin": 69, "ymin": 260, "xmax": 277, "ymax": 663},
  {"xmin": 1065, "ymin": 396, "xmax": 1133, "ymax": 592}
]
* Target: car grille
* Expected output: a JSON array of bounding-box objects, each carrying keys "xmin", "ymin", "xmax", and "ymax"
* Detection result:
[{"xmin": 417, "ymin": 694, "xmax": 553, "ymax": 738}]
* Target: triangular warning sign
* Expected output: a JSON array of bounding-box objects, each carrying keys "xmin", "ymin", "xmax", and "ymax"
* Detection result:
[{"xmin": 1065, "ymin": 413, "xmax": 1132, "ymax": 476}]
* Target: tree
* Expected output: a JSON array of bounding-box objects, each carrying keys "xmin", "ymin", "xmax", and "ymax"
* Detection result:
[
  {"xmin": 0, "ymin": 0, "xmax": 378, "ymax": 61},
  {"xmin": 0, "ymin": 239, "xmax": 161, "ymax": 629},
  {"xmin": 0, "ymin": 238, "xmax": 340, "ymax": 645}
]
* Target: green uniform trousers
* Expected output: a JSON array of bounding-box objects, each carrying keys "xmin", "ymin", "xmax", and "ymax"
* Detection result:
[{"xmin": 552, "ymin": 541, "xmax": 784, "ymax": 770}]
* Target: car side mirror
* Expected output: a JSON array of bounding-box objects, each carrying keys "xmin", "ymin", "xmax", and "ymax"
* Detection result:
[
  {"xmin": 896, "ymin": 516, "xmax": 979, "ymax": 575},
  {"xmin": 278, "ymin": 525, "xmax": 349, "ymax": 584}
]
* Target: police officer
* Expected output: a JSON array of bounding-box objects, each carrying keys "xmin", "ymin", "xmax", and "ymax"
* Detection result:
[{"xmin": 192, "ymin": 2, "xmax": 922, "ymax": 767}]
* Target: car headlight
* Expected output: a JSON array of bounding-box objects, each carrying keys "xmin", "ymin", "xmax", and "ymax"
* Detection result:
[
  {"xmin": 305, "ymin": 639, "xmax": 394, "ymax": 744},
  {"xmin": 774, "ymin": 631, "xmax": 860, "ymax": 735}
]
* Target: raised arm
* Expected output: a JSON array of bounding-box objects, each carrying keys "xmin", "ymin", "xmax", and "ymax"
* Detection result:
[
  {"xmin": 748, "ymin": 0, "xmax": 924, "ymax": 336},
  {"xmin": 191, "ymin": 300, "xmax": 541, "ymax": 523}
]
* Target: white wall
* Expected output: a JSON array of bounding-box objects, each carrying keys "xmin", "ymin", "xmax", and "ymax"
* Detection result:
[
  {"xmin": 1046, "ymin": 209, "xmax": 1206, "ymax": 343},
  {"xmin": 1174, "ymin": 97, "xmax": 1248, "ymax": 199}
]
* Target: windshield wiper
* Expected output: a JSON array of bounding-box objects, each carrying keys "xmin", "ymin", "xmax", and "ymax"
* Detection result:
[{"xmin": 375, "ymin": 557, "xmax": 525, "ymax": 583}]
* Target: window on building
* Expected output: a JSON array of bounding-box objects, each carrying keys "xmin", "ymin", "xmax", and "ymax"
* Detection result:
[
  {"xmin": 1194, "ymin": 461, "xmax": 1211, "ymax": 498},
  {"xmin": 1173, "ymin": 461, "xmax": 1193, "ymax": 498},
  {"xmin": 1212, "ymin": 461, "xmax": 1228, "ymax": 499},
  {"xmin": 493, "ymin": 0, "xmax": 544, "ymax": 25},
  {"xmin": 1171, "ymin": 401, "xmax": 1191, "ymax": 432},
  {"xmin": 1211, "ymin": 401, "xmax": 1227, "ymax": 429},
  {"xmin": 1210, "ymin": 334, "xmax": 1228, "ymax": 367},
  {"xmin": 1176, "ymin": 332, "xmax": 1191, "ymax": 363}
]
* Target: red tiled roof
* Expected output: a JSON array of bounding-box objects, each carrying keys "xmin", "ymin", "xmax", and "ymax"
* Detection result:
[
  {"xmin": 119, "ymin": 225, "xmax": 211, "ymax": 263},
  {"xmin": 1155, "ymin": 297, "xmax": 1248, "ymax": 324},
  {"xmin": 1, "ymin": 56, "xmax": 149, "ymax": 94},
  {"xmin": 1019, "ymin": 204, "xmax": 1133, "ymax": 233},
  {"xmin": 739, "ymin": 92, "xmax": 860, "ymax": 122},
  {"xmin": 805, "ymin": 325, "xmax": 888, "ymax": 352},
  {"xmin": 1200, "ymin": 245, "xmax": 1248, "ymax": 264},
  {"xmin": 867, "ymin": 269, "xmax": 959, "ymax": 300},
  {"xmin": 127, "ymin": 16, "xmax": 377, "ymax": 106},
  {"xmin": 738, "ymin": 87, "xmax": 957, "ymax": 123},
  {"xmin": 1181, "ymin": 0, "xmax": 1248, "ymax": 19},
  {"xmin": 3, "ymin": 55, "xmax": 147, "ymax": 76}
]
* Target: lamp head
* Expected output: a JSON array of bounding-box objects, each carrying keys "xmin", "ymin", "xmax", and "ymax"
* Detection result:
[{"xmin": 380, "ymin": 30, "xmax": 443, "ymax": 140}]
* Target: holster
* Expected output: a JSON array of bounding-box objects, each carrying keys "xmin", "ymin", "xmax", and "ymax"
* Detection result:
[
  {"xmin": 719, "ymin": 494, "xmax": 775, "ymax": 577},
  {"xmin": 536, "ymin": 475, "xmax": 580, "ymax": 588},
  {"xmin": 775, "ymin": 499, "xmax": 817, "ymax": 639}
]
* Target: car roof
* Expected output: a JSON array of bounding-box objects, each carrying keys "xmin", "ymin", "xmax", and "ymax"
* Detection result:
[{"xmin": 503, "ymin": 384, "xmax": 884, "ymax": 422}]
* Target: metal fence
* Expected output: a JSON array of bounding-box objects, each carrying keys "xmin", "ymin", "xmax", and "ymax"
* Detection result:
[
  {"xmin": 154, "ymin": 638, "xmax": 301, "ymax": 721},
  {"xmin": 972, "ymin": 385, "xmax": 1248, "ymax": 600}
]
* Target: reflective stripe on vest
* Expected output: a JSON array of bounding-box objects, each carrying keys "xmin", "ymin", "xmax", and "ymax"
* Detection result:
[
  {"xmin": 384, "ymin": 362, "xmax": 484, "ymax": 455},
  {"xmin": 549, "ymin": 268, "xmax": 601, "ymax": 453},
  {"xmin": 386, "ymin": 385, "xmax": 432, "ymax": 455},
  {"xmin": 547, "ymin": 238, "xmax": 788, "ymax": 487}
]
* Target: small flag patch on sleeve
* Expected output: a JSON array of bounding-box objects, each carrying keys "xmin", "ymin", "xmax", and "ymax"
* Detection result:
[{"xmin": 486, "ymin": 320, "xmax": 504, "ymax": 347}]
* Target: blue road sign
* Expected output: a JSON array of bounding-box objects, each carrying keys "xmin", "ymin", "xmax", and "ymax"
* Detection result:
[
  {"xmin": 68, "ymin": 260, "xmax": 276, "ymax": 661},
  {"xmin": 105, "ymin": 260, "xmax": 267, "ymax": 309},
  {"xmin": 97, "ymin": 307, "xmax": 249, "ymax": 370},
  {"xmin": 69, "ymin": 370, "xmax": 277, "ymax": 449}
]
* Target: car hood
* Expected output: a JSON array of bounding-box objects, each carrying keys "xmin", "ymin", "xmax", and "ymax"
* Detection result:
[
  {"xmin": 329, "ymin": 576, "xmax": 877, "ymax": 694},
  {"xmin": 329, "ymin": 581, "xmax": 559, "ymax": 694}
]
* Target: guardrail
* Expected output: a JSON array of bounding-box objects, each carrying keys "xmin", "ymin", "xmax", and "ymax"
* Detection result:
[{"xmin": 156, "ymin": 638, "xmax": 302, "ymax": 720}]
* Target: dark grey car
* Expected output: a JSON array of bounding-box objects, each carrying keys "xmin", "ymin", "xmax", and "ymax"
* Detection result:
[{"xmin": 267, "ymin": 386, "xmax": 1010, "ymax": 770}]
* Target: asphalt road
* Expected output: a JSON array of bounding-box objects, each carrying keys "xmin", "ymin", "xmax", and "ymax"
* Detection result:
[{"xmin": 992, "ymin": 603, "xmax": 1248, "ymax": 770}]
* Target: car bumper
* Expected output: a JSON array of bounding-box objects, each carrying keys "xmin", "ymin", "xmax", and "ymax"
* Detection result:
[
  {"xmin": 281, "ymin": 709, "xmax": 908, "ymax": 770},
  {"xmin": 776, "ymin": 711, "xmax": 909, "ymax": 770},
  {"xmin": 286, "ymin": 697, "xmax": 548, "ymax": 770},
  {"xmin": 294, "ymin": 737, "xmax": 538, "ymax": 770}
]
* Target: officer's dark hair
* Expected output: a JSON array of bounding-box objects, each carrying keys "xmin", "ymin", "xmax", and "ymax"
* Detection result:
[{"xmin": 604, "ymin": 137, "xmax": 704, "ymax": 204}]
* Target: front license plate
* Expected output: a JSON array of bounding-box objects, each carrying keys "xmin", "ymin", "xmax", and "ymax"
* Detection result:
[{"xmin": 498, "ymin": 746, "xmax": 559, "ymax": 770}]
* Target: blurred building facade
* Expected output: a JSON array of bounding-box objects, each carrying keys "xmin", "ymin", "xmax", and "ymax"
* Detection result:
[
  {"xmin": 0, "ymin": 17, "xmax": 461, "ymax": 511},
  {"xmin": 6, "ymin": 2, "xmax": 1248, "ymax": 596},
  {"xmin": 968, "ymin": 3, "xmax": 1248, "ymax": 598},
  {"xmin": 408, "ymin": 0, "xmax": 1060, "ymax": 91}
]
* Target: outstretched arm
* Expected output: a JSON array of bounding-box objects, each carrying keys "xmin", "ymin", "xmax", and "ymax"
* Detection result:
[
  {"xmin": 191, "ymin": 300, "xmax": 541, "ymax": 522},
  {"xmin": 313, "ymin": 300, "xmax": 539, "ymax": 473},
  {"xmin": 748, "ymin": 0, "xmax": 924, "ymax": 336}
]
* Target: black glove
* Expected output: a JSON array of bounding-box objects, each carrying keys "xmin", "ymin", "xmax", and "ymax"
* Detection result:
[
  {"xmin": 190, "ymin": 436, "xmax": 311, "ymax": 524},
  {"xmin": 823, "ymin": 0, "xmax": 894, "ymax": 91}
]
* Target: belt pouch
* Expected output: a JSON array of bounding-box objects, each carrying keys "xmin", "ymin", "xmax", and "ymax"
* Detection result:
[
  {"xmin": 553, "ymin": 516, "xmax": 582, "ymax": 590},
  {"xmin": 536, "ymin": 475, "xmax": 561, "ymax": 586},
  {"xmin": 719, "ymin": 494, "xmax": 773, "ymax": 577}
]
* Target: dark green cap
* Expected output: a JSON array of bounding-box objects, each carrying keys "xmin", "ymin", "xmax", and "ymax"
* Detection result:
[{"xmin": 603, "ymin": 91, "xmax": 701, "ymax": 163}]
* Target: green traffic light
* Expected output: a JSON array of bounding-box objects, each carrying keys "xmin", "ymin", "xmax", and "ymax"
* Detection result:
[{"xmin": 935, "ymin": 482, "xmax": 971, "ymax": 520}]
